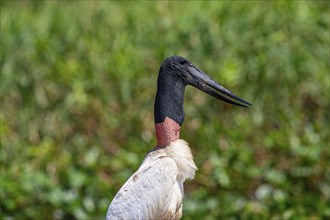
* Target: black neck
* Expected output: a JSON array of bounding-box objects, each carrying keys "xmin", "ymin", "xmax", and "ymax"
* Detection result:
[{"xmin": 154, "ymin": 69, "xmax": 186, "ymax": 126}]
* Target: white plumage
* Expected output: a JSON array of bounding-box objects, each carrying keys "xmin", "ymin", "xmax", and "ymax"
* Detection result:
[{"xmin": 106, "ymin": 139, "xmax": 197, "ymax": 220}]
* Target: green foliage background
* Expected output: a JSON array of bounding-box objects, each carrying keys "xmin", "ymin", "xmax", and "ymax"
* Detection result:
[{"xmin": 1, "ymin": 1, "xmax": 329, "ymax": 219}]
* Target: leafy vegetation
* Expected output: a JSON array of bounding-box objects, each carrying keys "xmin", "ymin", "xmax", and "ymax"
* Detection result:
[{"xmin": 1, "ymin": 1, "xmax": 329, "ymax": 219}]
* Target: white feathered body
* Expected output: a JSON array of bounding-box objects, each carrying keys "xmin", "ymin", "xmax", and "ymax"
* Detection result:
[{"xmin": 106, "ymin": 139, "xmax": 197, "ymax": 220}]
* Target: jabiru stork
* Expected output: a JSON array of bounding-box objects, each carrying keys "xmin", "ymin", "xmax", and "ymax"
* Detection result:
[{"xmin": 106, "ymin": 56, "xmax": 251, "ymax": 219}]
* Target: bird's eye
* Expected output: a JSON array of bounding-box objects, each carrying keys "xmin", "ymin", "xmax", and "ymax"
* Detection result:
[{"xmin": 179, "ymin": 60, "xmax": 185, "ymax": 65}]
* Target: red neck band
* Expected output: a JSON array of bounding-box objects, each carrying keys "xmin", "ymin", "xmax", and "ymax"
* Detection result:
[{"xmin": 155, "ymin": 117, "xmax": 180, "ymax": 147}]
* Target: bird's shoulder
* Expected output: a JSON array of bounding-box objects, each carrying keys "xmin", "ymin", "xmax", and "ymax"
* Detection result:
[{"xmin": 107, "ymin": 148, "xmax": 181, "ymax": 219}]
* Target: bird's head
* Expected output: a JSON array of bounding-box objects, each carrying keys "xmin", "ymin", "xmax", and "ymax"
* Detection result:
[
  {"xmin": 160, "ymin": 55, "xmax": 251, "ymax": 107},
  {"xmin": 155, "ymin": 56, "xmax": 251, "ymax": 147}
]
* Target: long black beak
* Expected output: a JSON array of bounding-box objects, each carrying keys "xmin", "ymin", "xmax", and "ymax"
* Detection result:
[{"xmin": 186, "ymin": 64, "xmax": 252, "ymax": 107}]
